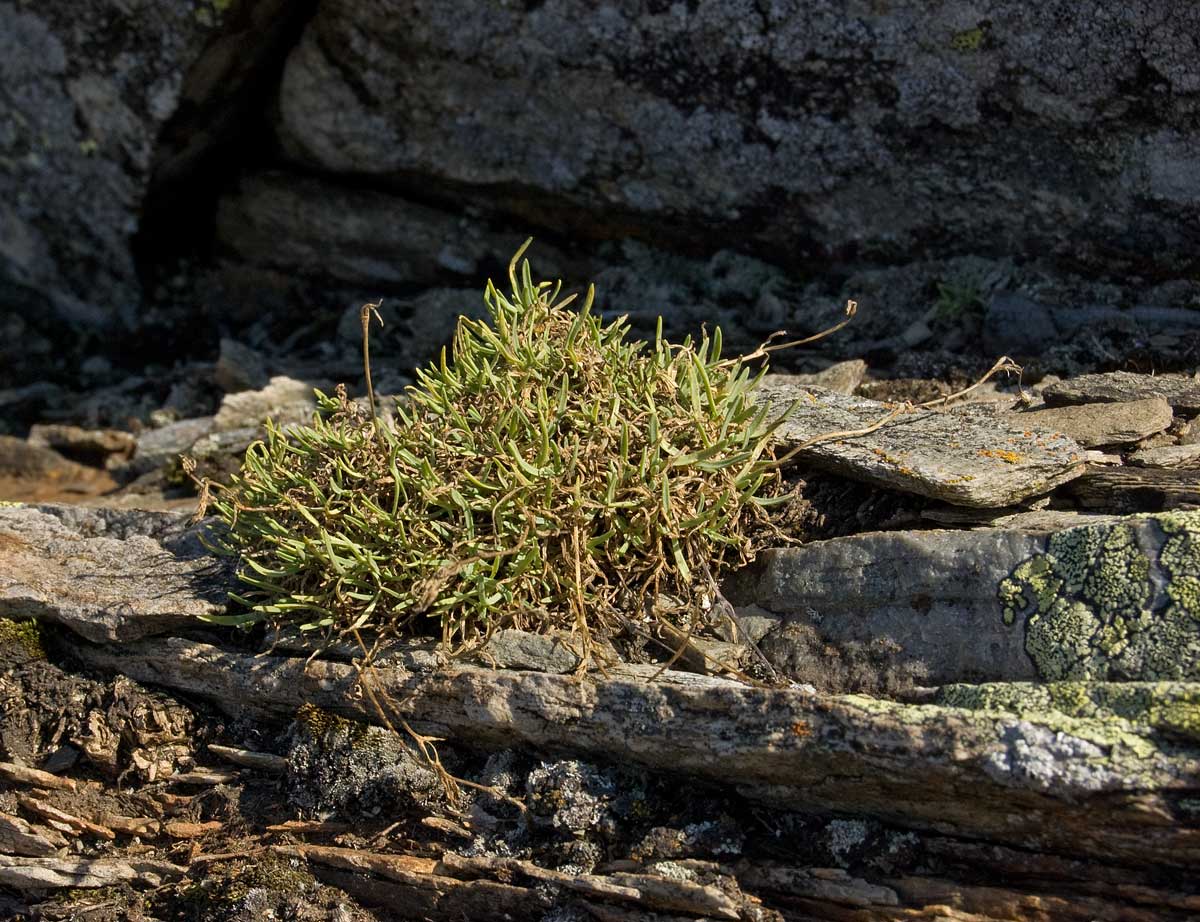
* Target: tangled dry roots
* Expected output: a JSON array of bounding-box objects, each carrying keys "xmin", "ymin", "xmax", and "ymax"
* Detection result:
[{"xmin": 204, "ymin": 243, "xmax": 793, "ymax": 656}]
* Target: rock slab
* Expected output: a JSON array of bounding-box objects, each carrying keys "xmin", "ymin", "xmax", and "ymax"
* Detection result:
[
  {"xmin": 750, "ymin": 510, "xmax": 1200, "ymax": 691},
  {"xmin": 274, "ymin": 1, "xmax": 1200, "ymax": 282},
  {"xmin": 0, "ymin": 504, "xmax": 232, "ymax": 642},
  {"xmin": 755, "ymin": 378, "xmax": 1086, "ymax": 508},
  {"xmin": 1043, "ymin": 372, "xmax": 1200, "ymax": 415},
  {"xmin": 1009, "ymin": 397, "xmax": 1174, "ymax": 448}
]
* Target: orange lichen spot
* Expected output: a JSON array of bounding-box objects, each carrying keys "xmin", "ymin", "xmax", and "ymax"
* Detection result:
[
  {"xmin": 791, "ymin": 720, "xmax": 813, "ymax": 738},
  {"xmin": 978, "ymin": 448, "xmax": 1024, "ymax": 464}
]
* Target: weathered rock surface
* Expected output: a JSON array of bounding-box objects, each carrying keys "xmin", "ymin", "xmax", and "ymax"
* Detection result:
[
  {"xmin": 0, "ymin": 504, "xmax": 232, "ymax": 642},
  {"xmin": 1043, "ymin": 372, "xmax": 1200, "ymax": 415},
  {"xmin": 755, "ymin": 378, "xmax": 1086, "ymax": 507},
  {"xmin": 1009, "ymin": 397, "xmax": 1175, "ymax": 448},
  {"xmin": 1067, "ymin": 467, "xmax": 1200, "ymax": 513},
  {"xmin": 26, "ymin": 424, "xmax": 135, "ymax": 467},
  {"xmin": 0, "ymin": 435, "xmax": 116, "ymax": 502},
  {"xmin": 478, "ymin": 629, "xmax": 581, "ymax": 674},
  {"xmin": 1131, "ymin": 442, "xmax": 1200, "ymax": 468},
  {"xmin": 0, "ymin": 1, "xmax": 303, "ymax": 385},
  {"xmin": 212, "ymin": 375, "xmax": 318, "ymax": 432},
  {"xmin": 126, "ymin": 416, "xmax": 215, "ymax": 477},
  {"xmin": 216, "ymin": 171, "xmax": 549, "ymax": 293},
  {"xmin": 70, "ymin": 636, "xmax": 1200, "ymax": 870},
  {"xmin": 5, "ymin": 496, "xmax": 1198, "ymax": 914},
  {"xmin": 790, "ymin": 359, "xmax": 868, "ymax": 396},
  {"xmin": 213, "ymin": 337, "xmax": 269, "ymax": 394},
  {"xmin": 276, "ymin": 1, "xmax": 1200, "ymax": 280},
  {"xmin": 747, "ymin": 511, "xmax": 1200, "ymax": 690}
]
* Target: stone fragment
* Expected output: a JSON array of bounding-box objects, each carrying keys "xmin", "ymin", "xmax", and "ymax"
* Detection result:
[
  {"xmin": 0, "ymin": 504, "xmax": 233, "ymax": 642},
  {"xmin": 479, "ymin": 629, "xmax": 581, "ymax": 674},
  {"xmin": 1066, "ymin": 468, "xmax": 1200, "ymax": 513},
  {"xmin": 750, "ymin": 511, "xmax": 1200, "ymax": 691},
  {"xmin": 0, "ymin": 436, "xmax": 115, "ymax": 502},
  {"xmin": 26, "ymin": 425, "xmax": 135, "ymax": 466},
  {"xmin": 791, "ymin": 360, "xmax": 867, "ymax": 396},
  {"xmin": 126, "ymin": 417, "xmax": 215, "ymax": 477},
  {"xmin": 0, "ymin": 437, "xmax": 95, "ymax": 481},
  {"xmin": 1042, "ymin": 372, "xmax": 1200, "ymax": 415},
  {"xmin": 213, "ymin": 376, "xmax": 318, "ymax": 432},
  {"xmin": 754, "ymin": 378, "xmax": 1085, "ymax": 508},
  {"xmin": 213, "ymin": 338, "xmax": 269, "ymax": 394},
  {"xmin": 0, "ymin": 813, "xmax": 66, "ymax": 857},
  {"xmin": 0, "ymin": 856, "xmax": 183, "ymax": 891},
  {"xmin": 1128, "ymin": 443, "xmax": 1200, "ymax": 469},
  {"xmin": 1007, "ymin": 397, "xmax": 1174, "ymax": 448}
]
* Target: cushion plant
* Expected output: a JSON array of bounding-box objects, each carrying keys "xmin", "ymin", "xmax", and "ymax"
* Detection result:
[{"xmin": 201, "ymin": 243, "xmax": 797, "ymax": 657}]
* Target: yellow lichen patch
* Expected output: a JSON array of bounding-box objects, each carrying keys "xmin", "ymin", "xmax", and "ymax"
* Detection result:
[
  {"xmin": 938, "ymin": 680, "xmax": 1200, "ymax": 745},
  {"xmin": 978, "ymin": 448, "xmax": 1024, "ymax": 464}
]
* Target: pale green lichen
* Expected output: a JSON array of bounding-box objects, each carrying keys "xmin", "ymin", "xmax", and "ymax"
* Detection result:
[
  {"xmin": 997, "ymin": 512, "xmax": 1200, "ymax": 681},
  {"xmin": 841, "ymin": 689, "xmax": 1185, "ymax": 785},
  {"xmin": 937, "ymin": 681, "xmax": 1200, "ymax": 745},
  {"xmin": 1159, "ymin": 511, "xmax": 1200, "ymax": 621},
  {"xmin": 0, "ymin": 501, "xmax": 22, "ymax": 507}
]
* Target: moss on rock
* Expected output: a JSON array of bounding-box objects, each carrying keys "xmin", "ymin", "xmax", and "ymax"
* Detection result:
[{"xmin": 0, "ymin": 617, "xmax": 46, "ymax": 660}]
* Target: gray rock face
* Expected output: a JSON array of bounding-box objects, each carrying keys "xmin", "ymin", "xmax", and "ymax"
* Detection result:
[
  {"xmin": 479, "ymin": 629, "xmax": 581, "ymax": 674},
  {"xmin": 790, "ymin": 360, "xmax": 868, "ymax": 396},
  {"xmin": 0, "ymin": 3, "xmax": 229, "ymax": 380},
  {"xmin": 216, "ymin": 171, "xmax": 547, "ymax": 292},
  {"xmin": 0, "ymin": 503, "xmax": 233, "ymax": 642},
  {"xmin": 213, "ymin": 338, "xmax": 269, "ymax": 394},
  {"xmin": 127, "ymin": 417, "xmax": 215, "ymax": 477},
  {"xmin": 756, "ymin": 378, "xmax": 1085, "ymax": 507},
  {"xmin": 749, "ymin": 511, "xmax": 1200, "ymax": 691},
  {"xmin": 276, "ymin": 1, "xmax": 1200, "ymax": 278},
  {"xmin": 1009, "ymin": 397, "xmax": 1175, "ymax": 448},
  {"xmin": 1042, "ymin": 372, "xmax": 1200, "ymax": 414}
]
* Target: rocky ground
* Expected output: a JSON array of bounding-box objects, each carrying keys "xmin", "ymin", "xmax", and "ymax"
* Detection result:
[
  {"xmin": 1, "ymin": 345, "xmax": 1198, "ymax": 921},
  {"xmin": 4, "ymin": 2, "xmax": 1200, "ymax": 917}
]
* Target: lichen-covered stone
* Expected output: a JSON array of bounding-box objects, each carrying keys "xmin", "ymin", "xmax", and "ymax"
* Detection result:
[
  {"xmin": 0, "ymin": 0, "xmax": 310, "ymax": 387},
  {"xmin": 936, "ymin": 681, "xmax": 1200, "ymax": 745},
  {"xmin": 997, "ymin": 511, "xmax": 1200, "ymax": 681},
  {"xmin": 0, "ymin": 503, "xmax": 234, "ymax": 642},
  {"xmin": 287, "ymin": 703, "xmax": 443, "ymax": 818},
  {"xmin": 754, "ymin": 379, "xmax": 1085, "ymax": 508}
]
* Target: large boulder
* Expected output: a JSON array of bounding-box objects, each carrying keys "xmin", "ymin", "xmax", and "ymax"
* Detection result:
[
  {"xmin": 275, "ymin": 1, "xmax": 1200, "ymax": 277},
  {"xmin": 0, "ymin": 0, "xmax": 302, "ymax": 387}
]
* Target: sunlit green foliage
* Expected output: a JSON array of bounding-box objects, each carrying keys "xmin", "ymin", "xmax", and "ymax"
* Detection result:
[{"xmin": 205, "ymin": 244, "xmax": 792, "ymax": 652}]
